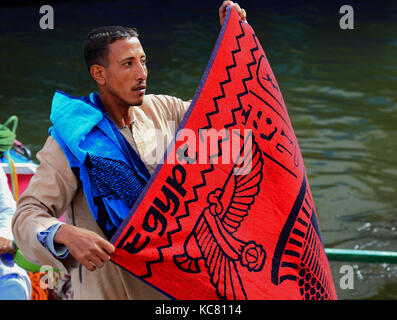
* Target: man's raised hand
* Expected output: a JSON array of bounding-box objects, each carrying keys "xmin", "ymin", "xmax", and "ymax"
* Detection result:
[{"xmin": 219, "ymin": 1, "xmax": 247, "ymax": 26}]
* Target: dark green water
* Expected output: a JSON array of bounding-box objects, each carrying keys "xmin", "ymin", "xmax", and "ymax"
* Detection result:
[{"xmin": 1, "ymin": 0, "xmax": 396, "ymax": 299}]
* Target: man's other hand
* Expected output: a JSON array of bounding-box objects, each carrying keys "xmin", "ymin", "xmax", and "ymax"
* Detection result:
[
  {"xmin": 219, "ymin": 1, "xmax": 247, "ymax": 26},
  {"xmin": 54, "ymin": 224, "xmax": 115, "ymax": 271}
]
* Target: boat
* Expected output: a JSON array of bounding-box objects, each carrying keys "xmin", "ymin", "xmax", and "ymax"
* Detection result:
[
  {"xmin": 1, "ymin": 115, "xmax": 37, "ymax": 200},
  {"xmin": 0, "ymin": 139, "xmax": 37, "ymax": 199}
]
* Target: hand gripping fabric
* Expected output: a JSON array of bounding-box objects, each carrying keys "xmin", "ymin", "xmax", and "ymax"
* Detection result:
[{"xmin": 111, "ymin": 6, "xmax": 337, "ymax": 300}]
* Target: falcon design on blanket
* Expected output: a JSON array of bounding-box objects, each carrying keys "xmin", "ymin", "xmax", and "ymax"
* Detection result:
[{"xmin": 110, "ymin": 6, "xmax": 337, "ymax": 300}]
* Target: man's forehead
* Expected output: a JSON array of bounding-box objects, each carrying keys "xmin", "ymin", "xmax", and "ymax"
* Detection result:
[{"xmin": 108, "ymin": 37, "xmax": 145, "ymax": 60}]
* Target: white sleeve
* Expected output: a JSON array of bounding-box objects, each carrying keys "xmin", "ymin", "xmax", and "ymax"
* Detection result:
[{"xmin": 0, "ymin": 168, "xmax": 16, "ymax": 241}]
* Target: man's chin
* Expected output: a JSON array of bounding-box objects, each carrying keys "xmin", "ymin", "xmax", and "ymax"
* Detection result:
[{"xmin": 129, "ymin": 95, "xmax": 145, "ymax": 106}]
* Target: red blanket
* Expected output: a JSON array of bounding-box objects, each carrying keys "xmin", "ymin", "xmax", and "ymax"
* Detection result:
[{"xmin": 111, "ymin": 6, "xmax": 337, "ymax": 300}]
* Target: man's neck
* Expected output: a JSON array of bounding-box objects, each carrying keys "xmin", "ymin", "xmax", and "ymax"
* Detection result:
[{"xmin": 98, "ymin": 90, "xmax": 133, "ymax": 128}]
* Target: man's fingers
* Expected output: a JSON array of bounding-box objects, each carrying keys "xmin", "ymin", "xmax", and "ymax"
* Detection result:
[
  {"xmin": 220, "ymin": 0, "xmax": 232, "ymax": 11},
  {"xmin": 241, "ymin": 8, "xmax": 247, "ymax": 21},
  {"xmin": 86, "ymin": 241, "xmax": 112, "ymax": 269},
  {"xmin": 97, "ymin": 238, "xmax": 115, "ymax": 255},
  {"xmin": 85, "ymin": 241, "xmax": 112, "ymax": 271},
  {"xmin": 90, "ymin": 254, "xmax": 105, "ymax": 269},
  {"xmin": 83, "ymin": 260, "xmax": 96, "ymax": 271},
  {"xmin": 95, "ymin": 246, "xmax": 112, "ymax": 264},
  {"xmin": 221, "ymin": 1, "xmax": 238, "ymax": 13},
  {"xmin": 220, "ymin": 1, "xmax": 247, "ymax": 23},
  {"xmin": 82, "ymin": 252, "xmax": 105, "ymax": 271},
  {"xmin": 219, "ymin": 0, "xmax": 231, "ymax": 21},
  {"xmin": 233, "ymin": 3, "xmax": 247, "ymax": 21}
]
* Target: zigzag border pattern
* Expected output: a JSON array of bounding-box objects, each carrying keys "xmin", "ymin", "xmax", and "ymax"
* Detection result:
[
  {"xmin": 187, "ymin": 19, "xmax": 246, "ymax": 216},
  {"xmin": 192, "ymin": 20, "xmax": 259, "ymax": 205},
  {"xmin": 234, "ymin": 32, "xmax": 259, "ymax": 127},
  {"xmin": 199, "ymin": 20, "xmax": 246, "ymax": 142}
]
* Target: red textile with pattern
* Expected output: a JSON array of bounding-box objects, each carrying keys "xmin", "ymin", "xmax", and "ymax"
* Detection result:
[{"xmin": 110, "ymin": 6, "xmax": 337, "ymax": 300}]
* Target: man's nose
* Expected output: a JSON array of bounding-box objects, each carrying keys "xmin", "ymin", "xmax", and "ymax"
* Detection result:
[{"xmin": 136, "ymin": 62, "xmax": 147, "ymax": 80}]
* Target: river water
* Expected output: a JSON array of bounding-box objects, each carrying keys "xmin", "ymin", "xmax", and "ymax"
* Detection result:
[{"xmin": 1, "ymin": 0, "xmax": 396, "ymax": 299}]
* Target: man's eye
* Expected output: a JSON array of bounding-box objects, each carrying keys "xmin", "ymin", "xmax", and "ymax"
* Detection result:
[{"xmin": 123, "ymin": 61, "xmax": 132, "ymax": 66}]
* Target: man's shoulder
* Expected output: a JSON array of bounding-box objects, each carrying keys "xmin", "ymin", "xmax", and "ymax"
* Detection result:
[
  {"xmin": 40, "ymin": 135, "xmax": 63, "ymax": 154},
  {"xmin": 144, "ymin": 94, "xmax": 190, "ymax": 114},
  {"xmin": 144, "ymin": 93, "xmax": 184, "ymax": 106},
  {"xmin": 36, "ymin": 135, "xmax": 69, "ymax": 168}
]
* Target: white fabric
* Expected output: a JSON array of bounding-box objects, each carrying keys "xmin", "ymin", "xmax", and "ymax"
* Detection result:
[
  {"xmin": 0, "ymin": 168, "xmax": 31, "ymax": 300},
  {"xmin": 0, "ymin": 168, "xmax": 16, "ymax": 240}
]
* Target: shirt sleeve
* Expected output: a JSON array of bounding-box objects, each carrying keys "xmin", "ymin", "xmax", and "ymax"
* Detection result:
[
  {"xmin": 174, "ymin": 98, "xmax": 192, "ymax": 127},
  {"xmin": 0, "ymin": 167, "xmax": 16, "ymax": 241},
  {"xmin": 151, "ymin": 95, "xmax": 192, "ymax": 128},
  {"xmin": 37, "ymin": 223, "xmax": 69, "ymax": 259}
]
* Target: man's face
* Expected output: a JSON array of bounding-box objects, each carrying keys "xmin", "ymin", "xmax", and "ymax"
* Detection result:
[{"xmin": 102, "ymin": 37, "xmax": 148, "ymax": 106}]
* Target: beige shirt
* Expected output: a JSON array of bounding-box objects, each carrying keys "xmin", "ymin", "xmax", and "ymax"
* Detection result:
[
  {"xmin": 12, "ymin": 94, "xmax": 190, "ymax": 300},
  {"xmin": 119, "ymin": 94, "xmax": 190, "ymax": 173}
]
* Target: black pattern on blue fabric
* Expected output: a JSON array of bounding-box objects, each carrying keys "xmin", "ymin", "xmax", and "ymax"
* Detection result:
[{"xmin": 86, "ymin": 154, "xmax": 146, "ymax": 209}]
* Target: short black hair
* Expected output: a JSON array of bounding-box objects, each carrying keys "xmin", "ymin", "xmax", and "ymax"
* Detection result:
[{"xmin": 83, "ymin": 26, "xmax": 139, "ymax": 70}]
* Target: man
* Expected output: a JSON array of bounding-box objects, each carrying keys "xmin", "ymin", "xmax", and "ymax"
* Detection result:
[{"xmin": 12, "ymin": 2, "xmax": 247, "ymax": 299}]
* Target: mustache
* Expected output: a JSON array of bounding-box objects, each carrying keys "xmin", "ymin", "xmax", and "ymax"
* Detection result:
[{"xmin": 132, "ymin": 82, "xmax": 146, "ymax": 90}]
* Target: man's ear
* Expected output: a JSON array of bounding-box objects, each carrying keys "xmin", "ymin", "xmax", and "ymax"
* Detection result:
[{"xmin": 90, "ymin": 64, "xmax": 106, "ymax": 85}]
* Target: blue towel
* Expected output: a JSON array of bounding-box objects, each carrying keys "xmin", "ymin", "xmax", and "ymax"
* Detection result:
[{"xmin": 49, "ymin": 90, "xmax": 151, "ymax": 239}]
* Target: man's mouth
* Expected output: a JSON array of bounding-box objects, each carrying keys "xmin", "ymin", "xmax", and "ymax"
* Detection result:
[{"xmin": 133, "ymin": 85, "xmax": 146, "ymax": 94}]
